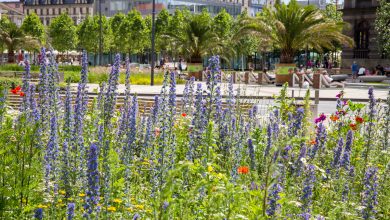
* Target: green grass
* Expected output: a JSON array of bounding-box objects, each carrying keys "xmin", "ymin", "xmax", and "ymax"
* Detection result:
[
  {"xmin": 187, "ymin": 64, "xmax": 203, "ymax": 72},
  {"xmin": 276, "ymin": 66, "xmax": 295, "ymax": 75},
  {"xmin": 1, "ymin": 64, "xmax": 185, "ymax": 85}
]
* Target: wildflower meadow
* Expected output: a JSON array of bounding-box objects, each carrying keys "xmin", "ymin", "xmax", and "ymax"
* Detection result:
[{"xmin": 0, "ymin": 49, "xmax": 389, "ymax": 220}]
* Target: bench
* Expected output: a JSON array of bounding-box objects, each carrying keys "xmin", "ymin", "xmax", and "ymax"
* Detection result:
[{"xmin": 358, "ymin": 76, "xmax": 387, "ymax": 83}]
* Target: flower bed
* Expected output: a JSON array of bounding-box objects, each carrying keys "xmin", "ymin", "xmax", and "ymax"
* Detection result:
[{"xmin": 0, "ymin": 50, "xmax": 389, "ymax": 220}]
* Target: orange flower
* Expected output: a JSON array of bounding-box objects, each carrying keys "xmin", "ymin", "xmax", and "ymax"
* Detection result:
[
  {"xmin": 237, "ymin": 166, "xmax": 249, "ymax": 174},
  {"xmin": 330, "ymin": 115, "xmax": 339, "ymax": 122},
  {"xmin": 309, "ymin": 139, "xmax": 317, "ymax": 145},
  {"xmin": 20, "ymin": 92, "xmax": 25, "ymax": 97},
  {"xmin": 355, "ymin": 116, "xmax": 364, "ymax": 124},
  {"xmin": 349, "ymin": 123, "xmax": 357, "ymax": 130},
  {"xmin": 181, "ymin": 113, "xmax": 187, "ymax": 117}
]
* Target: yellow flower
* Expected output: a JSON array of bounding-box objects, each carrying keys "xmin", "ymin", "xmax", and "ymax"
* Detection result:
[
  {"xmin": 67, "ymin": 198, "xmax": 74, "ymax": 201},
  {"xmin": 37, "ymin": 204, "xmax": 48, "ymax": 209},
  {"xmin": 125, "ymin": 207, "xmax": 133, "ymax": 212},
  {"xmin": 141, "ymin": 161, "xmax": 150, "ymax": 166},
  {"xmin": 59, "ymin": 190, "xmax": 66, "ymax": 195},
  {"xmin": 217, "ymin": 173, "xmax": 224, "ymax": 179},
  {"xmin": 107, "ymin": 206, "xmax": 117, "ymax": 212},
  {"xmin": 130, "ymin": 197, "xmax": 136, "ymax": 202},
  {"xmin": 208, "ymin": 166, "xmax": 213, "ymax": 173},
  {"xmin": 113, "ymin": 198, "xmax": 122, "ymax": 204},
  {"xmin": 79, "ymin": 193, "xmax": 86, "ymax": 197},
  {"xmin": 146, "ymin": 209, "xmax": 152, "ymax": 214},
  {"xmin": 135, "ymin": 204, "xmax": 144, "ymax": 210},
  {"xmin": 377, "ymin": 164, "xmax": 383, "ymax": 168},
  {"xmin": 355, "ymin": 157, "xmax": 361, "ymax": 161},
  {"xmin": 58, "ymin": 199, "xmax": 63, "ymax": 203}
]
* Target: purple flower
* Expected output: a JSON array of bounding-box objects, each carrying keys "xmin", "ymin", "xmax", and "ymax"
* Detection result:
[
  {"xmin": 301, "ymin": 164, "xmax": 316, "ymax": 215},
  {"xmin": 67, "ymin": 203, "xmax": 75, "ymax": 220},
  {"xmin": 266, "ymin": 182, "xmax": 282, "ymax": 216},
  {"xmin": 332, "ymin": 138, "xmax": 343, "ymax": 169},
  {"xmin": 250, "ymin": 181, "xmax": 259, "ymax": 190},
  {"xmin": 310, "ymin": 123, "xmax": 327, "ymax": 159},
  {"xmin": 314, "ymin": 113, "xmax": 326, "ymax": 123},
  {"xmin": 34, "ymin": 208, "xmax": 43, "ymax": 219},
  {"xmin": 362, "ymin": 167, "xmax": 378, "ymax": 220},
  {"xmin": 264, "ymin": 124, "xmax": 272, "ymax": 158},
  {"xmin": 133, "ymin": 213, "xmax": 140, "ymax": 220},
  {"xmin": 163, "ymin": 201, "xmax": 169, "ymax": 210},
  {"xmin": 341, "ymin": 130, "xmax": 353, "ymax": 169},
  {"xmin": 86, "ymin": 143, "xmax": 100, "ymax": 215},
  {"xmin": 248, "ymin": 139, "xmax": 256, "ymax": 170}
]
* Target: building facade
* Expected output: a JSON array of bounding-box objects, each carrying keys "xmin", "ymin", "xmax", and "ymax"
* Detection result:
[
  {"xmin": 341, "ymin": 0, "xmax": 390, "ymax": 69},
  {"xmin": 0, "ymin": 1, "xmax": 24, "ymax": 26},
  {"xmin": 23, "ymin": 0, "xmax": 94, "ymax": 25},
  {"xmin": 296, "ymin": 0, "xmax": 327, "ymax": 9},
  {"xmin": 94, "ymin": 0, "xmax": 268, "ymax": 17}
]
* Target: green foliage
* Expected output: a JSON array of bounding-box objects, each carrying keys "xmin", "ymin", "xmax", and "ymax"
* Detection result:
[
  {"xmin": 213, "ymin": 9, "xmax": 233, "ymax": 39},
  {"xmin": 375, "ymin": 0, "xmax": 390, "ymax": 56},
  {"xmin": 241, "ymin": 0, "xmax": 353, "ymax": 63},
  {"xmin": 78, "ymin": 15, "xmax": 111, "ymax": 54},
  {"xmin": 48, "ymin": 13, "xmax": 77, "ymax": 52},
  {"xmin": 110, "ymin": 13, "xmax": 126, "ymax": 52},
  {"xmin": 21, "ymin": 13, "xmax": 45, "ymax": 44},
  {"xmin": 119, "ymin": 10, "xmax": 148, "ymax": 55},
  {"xmin": 322, "ymin": 4, "xmax": 343, "ymax": 23}
]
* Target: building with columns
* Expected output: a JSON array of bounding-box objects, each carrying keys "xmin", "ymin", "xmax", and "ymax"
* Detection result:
[
  {"xmin": 23, "ymin": 0, "xmax": 94, "ymax": 25},
  {"xmin": 0, "ymin": 1, "xmax": 24, "ymax": 26},
  {"xmin": 341, "ymin": 0, "xmax": 390, "ymax": 68}
]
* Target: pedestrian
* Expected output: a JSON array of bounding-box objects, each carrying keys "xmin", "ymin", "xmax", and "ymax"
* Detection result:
[
  {"xmin": 351, "ymin": 61, "xmax": 359, "ymax": 81},
  {"xmin": 178, "ymin": 56, "xmax": 183, "ymax": 72}
]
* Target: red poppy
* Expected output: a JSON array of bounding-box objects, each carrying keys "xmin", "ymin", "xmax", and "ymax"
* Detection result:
[
  {"xmin": 181, "ymin": 113, "xmax": 187, "ymax": 117},
  {"xmin": 349, "ymin": 123, "xmax": 357, "ymax": 130},
  {"xmin": 15, "ymin": 86, "xmax": 21, "ymax": 91},
  {"xmin": 330, "ymin": 115, "xmax": 339, "ymax": 122},
  {"xmin": 20, "ymin": 92, "xmax": 25, "ymax": 97},
  {"xmin": 237, "ymin": 166, "xmax": 249, "ymax": 174},
  {"xmin": 355, "ymin": 116, "xmax": 364, "ymax": 124},
  {"xmin": 11, "ymin": 89, "xmax": 18, "ymax": 94}
]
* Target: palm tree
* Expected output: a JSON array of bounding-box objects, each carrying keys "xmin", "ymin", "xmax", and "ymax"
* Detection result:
[
  {"xmin": 166, "ymin": 10, "xmax": 224, "ymax": 64},
  {"xmin": 241, "ymin": 0, "xmax": 353, "ymax": 64},
  {"xmin": 0, "ymin": 16, "xmax": 39, "ymax": 63}
]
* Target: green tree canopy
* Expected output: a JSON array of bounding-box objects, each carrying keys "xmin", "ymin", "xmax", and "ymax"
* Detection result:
[
  {"xmin": 213, "ymin": 9, "xmax": 233, "ymax": 38},
  {"xmin": 21, "ymin": 13, "xmax": 45, "ymax": 44},
  {"xmin": 48, "ymin": 13, "xmax": 77, "ymax": 52},
  {"xmin": 78, "ymin": 15, "xmax": 111, "ymax": 54},
  {"xmin": 119, "ymin": 10, "xmax": 148, "ymax": 55},
  {"xmin": 109, "ymin": 13, "xmax": 126, "ymax": 52},
  {"xmin": 241, "ymin": 0, "xmax": 353, "ymax": 63},
  {"xmin": 375, "ymin": 0, "xmax": 390, "ymax": 56}
]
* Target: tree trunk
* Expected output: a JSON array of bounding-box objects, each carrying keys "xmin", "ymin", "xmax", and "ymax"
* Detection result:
[
  {"xmin": 280, "ymin": 49, "xmax": 295, "ymax": 64},
  {"xmin": 8, "ymin": 49, "xmax": 15, "ymax": 63}
]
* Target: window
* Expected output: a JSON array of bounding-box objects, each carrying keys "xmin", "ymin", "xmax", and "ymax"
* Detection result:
[{"xmin": 354, "ymin": 20, "xmax": 369, "ymax": 49}]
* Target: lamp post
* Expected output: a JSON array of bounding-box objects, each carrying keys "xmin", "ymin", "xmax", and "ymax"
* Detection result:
[
  {"xmin": 151, "ymin": 0, "xmax": 156, "ymax": 86},
  {"xmin": 99, "ymin": 0, "xmax": 103, "ymax": 66}
]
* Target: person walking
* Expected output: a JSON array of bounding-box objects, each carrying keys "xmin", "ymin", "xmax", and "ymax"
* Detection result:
[
  {"xmin": 351, "ymin": 61, "xmax": 359, "ymax": 82},
  {"xmin": 178, "ymin": 56, "xmax": 183, "ymax": 72}
]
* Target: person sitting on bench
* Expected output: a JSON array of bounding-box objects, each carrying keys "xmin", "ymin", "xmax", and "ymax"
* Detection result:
[{"xmin": 321, "ymin": 71, "xmax": 344, "ymax": 88}]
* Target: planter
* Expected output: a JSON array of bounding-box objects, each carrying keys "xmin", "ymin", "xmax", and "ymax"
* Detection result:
[
  {"xmin": 187, "ymin": 63, "xmax": 203, "ymax": 81},
  {"xmin": 275, "ymin": 63, "xmax": 295, "ymax": 86}
]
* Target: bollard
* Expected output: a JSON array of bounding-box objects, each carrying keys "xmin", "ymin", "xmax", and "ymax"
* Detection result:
[{"xmin": 315, "ymin": 90, "xmax": 319, "ymax": 104}]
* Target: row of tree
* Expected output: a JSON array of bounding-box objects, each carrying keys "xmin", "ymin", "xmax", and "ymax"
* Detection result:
[{"xmin": 3, "ymin": 1, "xmax": 381, "ymax": 65}]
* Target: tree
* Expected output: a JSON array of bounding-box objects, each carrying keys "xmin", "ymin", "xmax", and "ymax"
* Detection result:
[
  {"xmin": 78, "ymin": 15, "xmax": 111, "ymax": 62},
  {"xmin": 155, "ymin": 9, "xmax": 170, "ymax": 53},
  {"xmin": 109, "ymin": 13, "xmax": 126, "ymax": 52},
  {"xmin": 21, "ymin": 13, "xmax": 45, "ymax": 44},
  {"xmin": 322, "ymin": 4, "xmax": 343, "ymax": 23},
  {"xmin": 0, "ymin": 16, "xmax": 39, "ymax": 63},
  {"xmin": 48, "ymin": 13, "xmax": 77, "ymax": 52},
  {"xmin": 241, "ymin": 0, "xmax": 353, "ymax": 63},
  {"xmin": 167, "ymin": 9, "xmax": 222, "ymax": 63},
  {"xmin": 375, "ymin": 0, "xmax": 390, "ymax": 57},
  {"xmin": 213, "ymin": 9, "xmax": 233, "ymax": 39},
  {"xmin": 119, "ymin": 10, "xmax": 148, "ymax": 56}
]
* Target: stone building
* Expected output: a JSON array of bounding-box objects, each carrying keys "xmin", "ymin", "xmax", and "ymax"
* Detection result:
[
  {"xmin": 0, "ymin": 1, "xmax": 24, "ymax": 26},
  {"xmin": 23, "ymin": 0, "xmax": 94, "ymax": 25},
  {"xmin": 341, "ymin": 0, "xmax": 390, "ymax": 69}
]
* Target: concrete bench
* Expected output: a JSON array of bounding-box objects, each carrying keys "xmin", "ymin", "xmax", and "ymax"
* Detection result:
[
  {"xmin": 331, "ymin": 74, "xmax": 348, "ymax": 82},
  {"xmin": 358, "ymin": 76, "xmax": 387, "ymax": 83}
]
